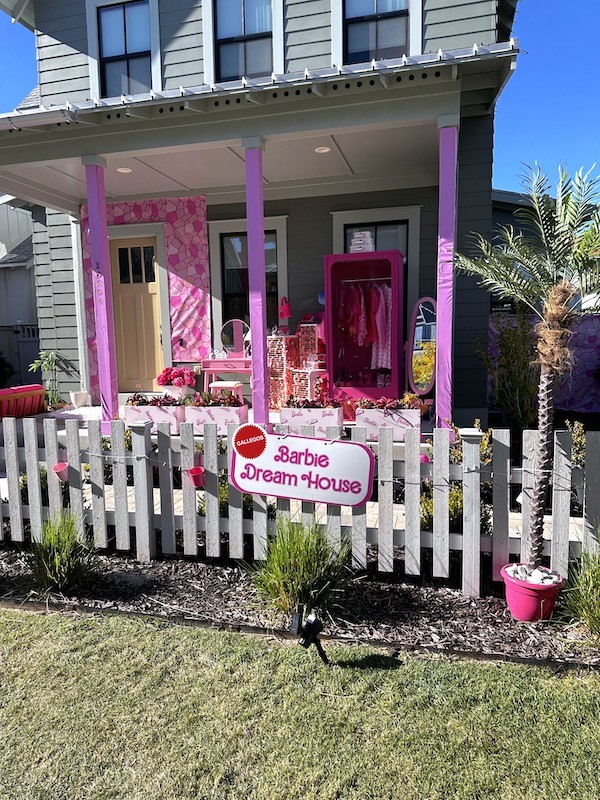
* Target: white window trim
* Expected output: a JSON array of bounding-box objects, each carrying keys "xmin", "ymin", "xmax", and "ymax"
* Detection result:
[
  {"xmin": 331, "ymin": 0, "xmax": 422, "ymax": 67},
  {"xmin": 203, "ymin": 1, "xmax": 284, "ymax": 87},
  {"xmin": 86, "ymin": 0, "xmax": 162, "ymax": 101},
  {"xmin": 107, "ymin": 222, "xmax": 173, "ymax": 368},
  {"xmin": 332, "ymin": 205, "xmax": 421, "ymax": 315},
  {"xmin": 208, "ymin": 216, "xmax": 288, "ymax": 346}
]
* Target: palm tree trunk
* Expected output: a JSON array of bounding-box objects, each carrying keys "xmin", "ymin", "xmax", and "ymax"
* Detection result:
[{"xmin": 527, "ymin": 366, "xmax": 554, "ymax": 569}]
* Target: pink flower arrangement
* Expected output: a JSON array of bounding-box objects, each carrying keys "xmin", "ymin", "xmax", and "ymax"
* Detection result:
[{"xmin": 156, "ymin": 366, "xmax": 196, "ymax": 388}]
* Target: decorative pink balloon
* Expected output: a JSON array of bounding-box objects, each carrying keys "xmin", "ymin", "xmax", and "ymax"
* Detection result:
[{"xmin": 419, "ymin": 454, "xmax": 431, "ymax": 463}]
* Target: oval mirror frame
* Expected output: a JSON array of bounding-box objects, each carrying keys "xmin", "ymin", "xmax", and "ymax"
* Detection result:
[
  {"xmin": 407, "ymin": 297, "xmax": 437, "ymax": 396},
  {"xmin": 221, "ymin": 319, "xmax": 250, "ymax": 355}
]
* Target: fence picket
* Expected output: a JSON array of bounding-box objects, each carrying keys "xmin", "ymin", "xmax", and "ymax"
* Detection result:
[
  {"xmin": 377, "ymin": 427, "xmax": 394, "ymax": 572},
  {"xmin": 204, "ymin": 423, "xmax": 220, "ymax": 558},
  {"xmin": 521, "ymin": 430, "xmax": 536, "ymax": 562},
  {"xmin": 157, "ymin": 423, "xmax": 175, "ymax": 555},
  {"xmin": 492, "ymin": 429, "xmax": 510, "ymax": 581},
  {"xmin": 0, "ymin": 423, "xmax": 4, "ymax": 539},
  {"xmin": 404, "ymin": 427, "xmax": 421, "ymax": 575},
  {"xmin": 462, "ymin": 430, "xmax": 482, "ymax": 597},
  {"xmin": 227, "ymin": 423, "xmax": 244, "ymax": 559},
  {"xmin": 325, "ymin": 424, "xmax": 341, "ymax": 550},
  {"xmin": 65, "ymin": 420, "xmax": 84, "ymax": 541},
  {"xmin": 3, "ymin": 418, "xmax": 23, "ymax": 541},
  {"xmin": 111, "ymin": 420, "xmax": 130, "ymax": 551},
  {"xmin": 351, "ymin": 426, "xmax": 368, "ymax": 568},
  {"xmin": 432, "ymin": 427, "xmax": 450, "ymax": 578},
  {"xmin": 180, "ymin": 422, "xmax": 198, "ymax": 557},
  {"xmin": 551, "ymin": 430, "xmax": 572, "ymax": 576},
  {"xmin": 23, "ymin": 418, "xmax": 43, "ymax": 542},
  {"xmin": 253, "ymin": 494, "xmax": 268, "ymax": 560},
  {"xmin": 88, "ymin": 420, "xmax": 107, "ymax": 548},
  {"xmin": 274, "ymin": 425, "xmax": 291, "ymax": 522},
  {"xmin": 584, "ymin": 431, "xmax": 600, "ymax": 555},
  {"xmin": 43, "ymin": 418, "xmax": 63, "ymax": 519},
  {"xmin": 301, "ymin": 425, "xmax": 316, "ymax": 527}
]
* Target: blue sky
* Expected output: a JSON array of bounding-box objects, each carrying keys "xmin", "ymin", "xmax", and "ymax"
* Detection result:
[{"xmin": 0, "ymin": 1, "xmax": 598, "ymax": 193}]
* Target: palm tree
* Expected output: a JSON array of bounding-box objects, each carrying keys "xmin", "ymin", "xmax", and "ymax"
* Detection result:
[{"xmin": 455, "ymin": 166, "xmax": 600, "ymax": 572}]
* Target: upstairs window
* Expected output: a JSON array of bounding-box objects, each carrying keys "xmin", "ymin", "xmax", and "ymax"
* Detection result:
[
  {"xmin": 98, "ymin": 1, "xmax": 152, "ymax": 97},
  {"xmin": 344, "ymin": 0, "xmax": 409, "ymax": 64},
  {"xmin": 215, "ymin": 0, "xmax": 273, "ymax": 82}
]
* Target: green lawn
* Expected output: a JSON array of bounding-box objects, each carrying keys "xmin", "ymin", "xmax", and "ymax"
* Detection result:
[{"xmin": 0, "ymin": 610, "xmax": 598, "ymax": 800}]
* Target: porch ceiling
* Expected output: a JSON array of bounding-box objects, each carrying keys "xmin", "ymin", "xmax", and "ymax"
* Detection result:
[{"xmin": 0, "ymin": 123, "xmax": 440, "ymax": 215}]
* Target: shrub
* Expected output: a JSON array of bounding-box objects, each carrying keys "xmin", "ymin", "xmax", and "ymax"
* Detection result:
[
  {"xmin": 563, "ymin": 551, "xmax": 600, "ymax": 637},
  {"xmin": 420, "ymin": 483, "xmax": 492, "ymax": 535},
  {"xmin": 29, "ymin": 513, "xmax": 98, "ymax": 593},
  {"xmin": 252, "ymin": 518, "xmax": 351, "ymax": 615}
]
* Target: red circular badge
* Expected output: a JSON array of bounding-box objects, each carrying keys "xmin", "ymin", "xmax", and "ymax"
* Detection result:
[{"xmin": 233, "ymin": 424, "xmax": 267, "ymax": 460}]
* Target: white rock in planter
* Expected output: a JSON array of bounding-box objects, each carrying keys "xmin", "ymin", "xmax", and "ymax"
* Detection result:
[{"xmin": 505, "ymin": 563, "xmax": 562, "ymax": 584}]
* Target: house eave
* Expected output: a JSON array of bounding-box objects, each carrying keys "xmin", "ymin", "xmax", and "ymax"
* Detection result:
[
  {"xmin": 0, "ymin": 40, "xmax": 519, "ymax": 133},
  {"xmin": 0, "ymin": 0, "xmax": 34, "ymax": 31}
]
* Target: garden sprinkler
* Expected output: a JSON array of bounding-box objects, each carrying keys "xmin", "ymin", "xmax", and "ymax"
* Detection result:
[{"xmin": 298, "ymin": 612, "xmax": 330, "ymax": 666}]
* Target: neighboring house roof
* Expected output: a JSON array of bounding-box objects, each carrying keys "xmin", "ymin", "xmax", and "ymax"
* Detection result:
[
  {"xmin": 0, "ymin": 234, "xmax": 33, "ymax": 269},
  {"xmin": 0, "ymin": 0, "xmax": 34, "ymax": 30},
  {"xmin": 492, "ymin": 189, "xmax": 530, "ymax": 209},
  {"xmin": 17, "ymin": 86, "xmax": 40, "ymax": 111}
]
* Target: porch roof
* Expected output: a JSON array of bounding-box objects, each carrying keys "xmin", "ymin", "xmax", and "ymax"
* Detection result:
[{"xmin": 0, "ymin": 43, "xmax": 517, "ymax": 216}]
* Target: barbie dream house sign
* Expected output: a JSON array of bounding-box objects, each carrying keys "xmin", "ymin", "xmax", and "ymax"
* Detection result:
[{"xmin": 231, "ymin": 424, "xmax": 374, "ymax": 507}]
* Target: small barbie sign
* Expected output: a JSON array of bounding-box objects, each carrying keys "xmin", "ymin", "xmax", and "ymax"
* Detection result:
[{"xmin": 230, "ymin": 423, "xmax": 374, "ymax": 507}]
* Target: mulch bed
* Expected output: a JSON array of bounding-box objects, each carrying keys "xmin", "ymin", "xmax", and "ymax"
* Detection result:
[{"xmin": 0, "ymin": 544, "xmax": 598, "ymax": 668}]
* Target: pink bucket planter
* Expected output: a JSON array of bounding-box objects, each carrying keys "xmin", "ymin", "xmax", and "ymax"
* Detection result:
[
  {"xmin": 354, "ymin": 408, "xmax": 420, "ymax": 441},
  {"xmin": 52, "ymin": 461, "xmax": 69, "ymax": 482},
  {"xmin": 123, "ymin": 405, "xmax": 185, "ymax": 434},
  {"xmin": 501, "ymin": 564, "xmax": 565, "ymax": 622},
  {"xmin": 279, "ymin": 407, "xmax": 344, "ymax": 437},
  {"xmin": 185, "ymin": 405, "xmax": 249, "ymax": 436},
  {"xmin": 188, "ymin": 466, "xmax": 206, "ymax": 489}
]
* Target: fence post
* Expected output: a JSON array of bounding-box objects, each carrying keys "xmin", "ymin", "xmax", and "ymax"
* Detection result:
[
  {"xmin": 65, "ymin": 419, "xmax": 85, "ymax": 541},
  {"xmin": 111, "ymin": 420, "xmax": 130, "ymax": 551},
  {"xmin": 23, "ymin": 417, "xmax": 43, "ymax": 542},
  {"xmin": 204, "ymin": 423, "xmax": 220, "ymax": 558},
  {"xmin": 325, "ymin": 424, "xmax": 341, "ymax": 550},
  {"xmin": 378, "ymin": 426, "xmax": 394, "ymax": 573},
  {"xmin": 551, "ymin": 430, "xmax": 572, "ymax": 576},
  {"xmin": 157, "ymin": 423, "xmax": 175, "ymax": 555},
  {"xmin": 461, "ymin": 428, "xmax": 482, "ymax": 597},
  {"xmin": 130, "ymin": 421, "xmax": 155, "ymax": 562},
  {"xmin": 432, "ymin": 427, "xmax": 450, "ymax": 578},
  {"xmin": 404, "ymin": 426, "xmax": 421, "ymax": 576},
  {"xmin": 43, "ymin": 418, "xmax": 63, "ymax": 520},
  {"xmin": 351, "ymin": 426, "xmax": 368, "ymax": 569},
  {"xmin": 180, "ymin": 422, "xmax": 198, "ymax": 557},
  {"xmin": 88, "ymin": 420, "xmax": 108, "ymax": 549},
  {"xmin": 227, "ymin": 423, "xmax": 244, "ymax": 560}
]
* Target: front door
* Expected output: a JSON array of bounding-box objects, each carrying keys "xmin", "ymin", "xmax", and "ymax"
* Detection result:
[{"xmin": 110, "ymin": 237, "xmax": 163, "ymax": 392}]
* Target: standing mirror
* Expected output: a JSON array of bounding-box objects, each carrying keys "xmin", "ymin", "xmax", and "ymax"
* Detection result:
[
  {"xmin": 221, "ymin": 319, "xmax": 250, "ymax": 355},
  {"xmin": 408, "ymin": 298, "xmax": 436, "ymax": 395}
]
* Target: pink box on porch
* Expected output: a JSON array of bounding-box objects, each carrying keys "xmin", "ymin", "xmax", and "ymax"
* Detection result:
[
  {"xmin": 123, "ymin": 405, "xmax": 185, "ymax": 434},
  {"xmin": 279, "ymin": 407, "xmax": 344, "ymax": 437},
  {"xmin": 185, "ymin": 405, "xmax": 249, "ymax": 436},
  {"xmin": 354, "ymin": 408, "xmax": 420, "ymax": 441}
]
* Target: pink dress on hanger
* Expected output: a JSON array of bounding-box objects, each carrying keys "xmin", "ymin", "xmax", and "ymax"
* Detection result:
[
  {"xmin": 357, "ymin": 285, "xmax": 367, "ymax": 347},
  {"xmin": 371, "ymin": 285, "xmax": 387, "ymax": 369},
  {"xmin": 365, "ymin": 285, "xmax": 379, "ymax": 343}
]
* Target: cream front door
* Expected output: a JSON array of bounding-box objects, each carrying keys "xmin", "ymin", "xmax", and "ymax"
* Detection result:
[{"xmin": 110, "ymin": 237, "xmax": 163, "ymax": 392}]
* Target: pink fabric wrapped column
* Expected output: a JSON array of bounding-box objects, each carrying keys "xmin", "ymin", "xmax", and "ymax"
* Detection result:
[
  {"xmin": 243, "ymin": 139, "xmax": 269, "ymax": 425},
  {"xmin": 435, "ymin": 124, "xmax": 459, "ymax": 429},
  {"xmin": 83, "ymin": 157, "xmax": 118, "ymax": 432}
]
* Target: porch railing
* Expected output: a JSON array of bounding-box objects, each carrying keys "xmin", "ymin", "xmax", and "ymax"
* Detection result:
[{"xmin": 1, "ymin": 418, "xmax": 599, "ymax": 597}]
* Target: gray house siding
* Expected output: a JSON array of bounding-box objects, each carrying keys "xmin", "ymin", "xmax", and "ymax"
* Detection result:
[
  {"xmin": 160, "ymin": 0, "xmax": 203, "ymax": 90},
  {"xmin": 453, "ymin": 114, "xmax": 494, "ymax": 424},
  {"xmin": 423, "ymin": 0, "xmax": 498, "ymax": 52},
  {"xmin": 284, "ymin": 0, "xmax": 331, "ymax": 72},
  {"xmin": 36, "ymin": 0, "xmax": 91, "ymax": 107},
  {"xmin": 32, "ymin": 208, "xmax": 81, "ymax": 394}
]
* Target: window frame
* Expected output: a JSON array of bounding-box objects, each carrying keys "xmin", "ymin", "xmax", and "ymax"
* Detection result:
[
  {"xmin": 331, "ymin": 0, "xmax": 422, "ymax": 67},
  {"xmin": 97, "ymin": 1, "xmax": 152, "ymax": 98},
  {"xmin": 86, "ymin": 0, "xmax": 161, "ymax": 100},
  {"xmin": 208, "ymin": 216, "xmax": 288, "ymax": 347},
  {"xmin": 343, "ymin": 1, "xmax": 409, "ymax": 66},
  {"xmin": 332, "ymin": 205, "xmax": 421, "ymax": 319},
  {"xmin": 203, "ymin": 1, "xmax": 284, "ymax": 86}
]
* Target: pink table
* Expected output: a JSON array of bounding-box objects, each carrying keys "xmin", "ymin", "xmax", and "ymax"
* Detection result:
[{"xmin": 201, "ymin": 356, "xmax": 252, "ymax": 392}]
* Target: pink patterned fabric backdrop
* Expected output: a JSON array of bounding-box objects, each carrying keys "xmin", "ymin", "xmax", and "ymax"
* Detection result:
[
  {"xmin": 489, "ymin": 314, "xmax": 600, "ymax": 414},
  {"xmin": 81, "ymin": 196, "xmax": 210, "ymax": 401}
]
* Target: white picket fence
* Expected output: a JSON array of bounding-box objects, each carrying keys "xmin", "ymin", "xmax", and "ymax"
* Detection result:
[{"xmin": 0, "ymin": 417, "xmax": 599, "ymax": 597}]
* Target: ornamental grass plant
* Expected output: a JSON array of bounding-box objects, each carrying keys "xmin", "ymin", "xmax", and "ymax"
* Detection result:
[
  {"xmin": 29, "ymin": 513, "xmax": 98, "ymax": 593},
  {"xmin": 252, "ymin": 518, "xmax": 351, "ymax": 615},
  {"xmin": 563, "ymin": 550, "xmax": 600, "ymax": 638}
]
